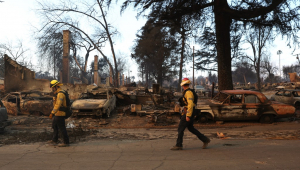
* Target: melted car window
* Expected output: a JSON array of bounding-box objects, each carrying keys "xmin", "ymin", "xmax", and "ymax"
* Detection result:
[
  {"xmin": 213, "ymin": 93, "xmax": 230, "ymax": 103},
  {"xmin": 6, "ymin": 95, "xmax": 20, "ymax": 103},
  {"xmin": 230, "ymin": 95, "xmax": 242, "ymax": 103}
]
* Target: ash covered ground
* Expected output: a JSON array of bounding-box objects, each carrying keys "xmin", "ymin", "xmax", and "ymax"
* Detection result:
[{"xmin": 1, "ymin": 108, "xmax": 299, "ymax": 145}]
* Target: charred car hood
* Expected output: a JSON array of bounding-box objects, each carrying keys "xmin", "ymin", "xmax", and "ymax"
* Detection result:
[{"xmin": 71, "ymin": 99, "xmax": 107, "ymax": 109}]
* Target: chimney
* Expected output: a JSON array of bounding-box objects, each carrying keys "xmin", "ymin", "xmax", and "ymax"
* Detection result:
[
  {"xmin": 62, "ymin": 30, "xmax": 71, "ymax": 83},
  {"xmin": 94, "ymin": 55, "xmax": 98, "ymax": 85}
]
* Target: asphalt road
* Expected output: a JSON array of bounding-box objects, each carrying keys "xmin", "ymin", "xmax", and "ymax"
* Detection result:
[
  {"xmin": 0, "ymin": 139, "xmax": 299, "ymax": 170},
  {"xmin": 0, "ymin": 122, "xmax": 300, "ymax": 170}
]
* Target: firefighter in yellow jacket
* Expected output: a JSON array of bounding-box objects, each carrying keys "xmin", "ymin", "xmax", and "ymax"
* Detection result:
[
  {"xmin": 171, "ymin": 78, "xmax": 210, "ymax": 150},
  {"xmin": 47, "ymin": 80, "xmax": 69, "ymax": 147}
]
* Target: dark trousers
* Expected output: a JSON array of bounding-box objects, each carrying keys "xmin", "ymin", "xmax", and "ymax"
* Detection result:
[
  {"xmin": 176, "ymin": 114, "xmax": 209, "ymax": 147},
  {"xmin": 52, "ymin": 116, "xmax": 69, "ymax": 144}
]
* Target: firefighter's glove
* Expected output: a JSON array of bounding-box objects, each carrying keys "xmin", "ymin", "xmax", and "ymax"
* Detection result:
[
  {"xmin": 49, "ymin": 113, "xmax": 53, "ymax": 119},
  {"xmin": 186, "ymin": 116, "xmax": 190, "ymax": 122}
]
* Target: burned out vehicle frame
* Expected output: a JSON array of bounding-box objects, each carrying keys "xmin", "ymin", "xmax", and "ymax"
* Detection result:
[
  {"xmin": 129, "ymin": 90, "xmax": 178, "ymax": 122},
  {"xmin": 196, "ymin": 90, "xmax": 295, "ymax": 123},
  {"xmin": 270, "ymin": 89, "xmax": 300, "ymax": 109},
  {"xmin": 1, "ymin": 91, "xmax": 53, "ymax": 116},
  {"xmin": 71, "ymin": 90, "xmax": 116, "ymax": 117},
  {"xmin": 131, "ymin": 103, "xmax": 178, "ymax": 122}
]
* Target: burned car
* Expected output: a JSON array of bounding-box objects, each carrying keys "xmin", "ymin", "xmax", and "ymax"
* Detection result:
[
  {"xmin": 196, "ymin": 90, "xmax": 295, "ymax": 123},
  {"xmin": 71, "ymin": 90, "xmax": 116, "ymax": 117},
  {"xmin": 2, "ymin": 91, "xmax": 53, "ymax": 116},
  {"xmin": 270, "ymin": 89, "xmax": 300, "ymax": 109},
  {"xmin": 0, "ymin": 100, "xmax": 11, "ymax": 133}
]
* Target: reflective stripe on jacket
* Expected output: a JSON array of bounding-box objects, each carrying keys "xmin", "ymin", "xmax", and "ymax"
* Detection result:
[
  {"xmin": 183, "ymin": 88, "xmax": 195, "ymax": 117},
  {"xmin": 51, "ymin": 87, "xmax": 67, "ymax": 116}
]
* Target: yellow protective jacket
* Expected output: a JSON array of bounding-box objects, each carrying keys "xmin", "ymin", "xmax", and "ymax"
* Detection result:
[
  {"xmin": 51, "ymin": 87, "xmax": 67, "ymax": 116},
  {"xmin": 183, "ymin": 88, "xmax": 195, "ymax": 117}
]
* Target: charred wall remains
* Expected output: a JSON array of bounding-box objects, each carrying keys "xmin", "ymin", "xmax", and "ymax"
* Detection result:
[{"xmin": 4, "ymin": 54, "xmax": 50, "ymax": 93}]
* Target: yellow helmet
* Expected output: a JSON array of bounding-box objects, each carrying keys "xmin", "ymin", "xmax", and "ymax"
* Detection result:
[{"xmin": 50, "ymin": 80, "xmax": 63, "ymax": 88}]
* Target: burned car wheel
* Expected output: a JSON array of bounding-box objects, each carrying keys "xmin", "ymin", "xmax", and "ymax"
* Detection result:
[
  {"xmin": 260, "ymin": 114, "xmax": 274, "ymax": 124},
  {"xmin": 198, "ymin": 114, "xmax": 208, "ymax": 123},
  {"xmin": 295, "ymin": 102, "xmax": 300, "ymax": 110}
]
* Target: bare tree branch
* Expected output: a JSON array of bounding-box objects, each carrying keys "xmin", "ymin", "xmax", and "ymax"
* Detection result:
[{"xmin": 36, "ymin": 0, "xmax": 120, "ymax": 86}]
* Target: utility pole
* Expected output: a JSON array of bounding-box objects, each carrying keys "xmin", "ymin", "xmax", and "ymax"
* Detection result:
[
  {"xmin": 193, "ymin": 46, "xmax": 195, "ymax": 89},
  {"xmin": 53, "ymin": 45, "xmax": 55, "ymax": 79},
  {"xmin": 277, "ymin": 50, "xmax": 282, "ymax": 80},
  {"xmin": 295, "ymin": 54, "xmax": 300, "ymax": 64}
]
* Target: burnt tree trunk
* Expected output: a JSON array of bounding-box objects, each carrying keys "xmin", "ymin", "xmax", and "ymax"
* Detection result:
[
  {"xmin": 256, "ymin": 60, "xmax": 261, "ymax": 91},
  {"xmin": 256, "ymin": 70, "xmax": 261, "ymax": 90},
  {"xmin": 214, "ymin": 0, "xmax": 233, "ymax": 91},
  {"xmin": 157, "ymin": 48, "xmax": 164, "ymax": 86},
  {"xmin": 157, "ymin": 62, "xmax": 163, "ymax": 86},
  {"xmin": 145, "ymin": 65, "xmax": 149, "ymax": 88},
  {"xmin": 178, "ymin": 30, "xmax": 186, "ymax": 91}
]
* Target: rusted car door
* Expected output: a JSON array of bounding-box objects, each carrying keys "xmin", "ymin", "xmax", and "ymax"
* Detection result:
[
  {"xmin": 19, "ymin": 92, "xmax": 53, "ymax": 116},
  {"xmin": 20, "ymin": 99, "xmax": 52, "ymax": 115},
  {"xmin": 219, "ymin": 95, "xmax": 246, "ymax": 120},
  {"xmin": 243, "ymin": 94, "xmax": 262, "ymax": 119}
]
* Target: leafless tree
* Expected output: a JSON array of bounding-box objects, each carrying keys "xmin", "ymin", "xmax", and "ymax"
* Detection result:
[
  {"xmin": 261, "ymin": 56, "xmax": 278, "ymax": 84},
  {"xmin": 115, "ymin": 57, "xmax": 128, "ymax": 85},
  {"xmin": 0, "ymin": 40, "xmax": 28, "ymax": 62},
  {"xmin": 0, "ymin": 40, "xmax": 35, "ymax": 70},
  {"xmin": 245, "ymin": 26, "xmax": 274, "ymax": 90},
  {"xmin": 116, "ymin": 58, "xmax": 127, "ymax": 76},
  {"xmin": 36, "ymin": 0, "xmax": 120, "ymax": 86},
  {"xmin": 232, "ymin": 59, "xmax": 256, "ymax": 84}
]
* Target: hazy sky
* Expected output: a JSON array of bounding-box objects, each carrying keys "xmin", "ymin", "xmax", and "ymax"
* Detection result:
[
  {"xmin": 0, "ymin": 0, "xmax": 299, "ymax": 80},
  {"xmin": 0, "ymin": 0, "xmax": 147, "ymax": 79}
]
